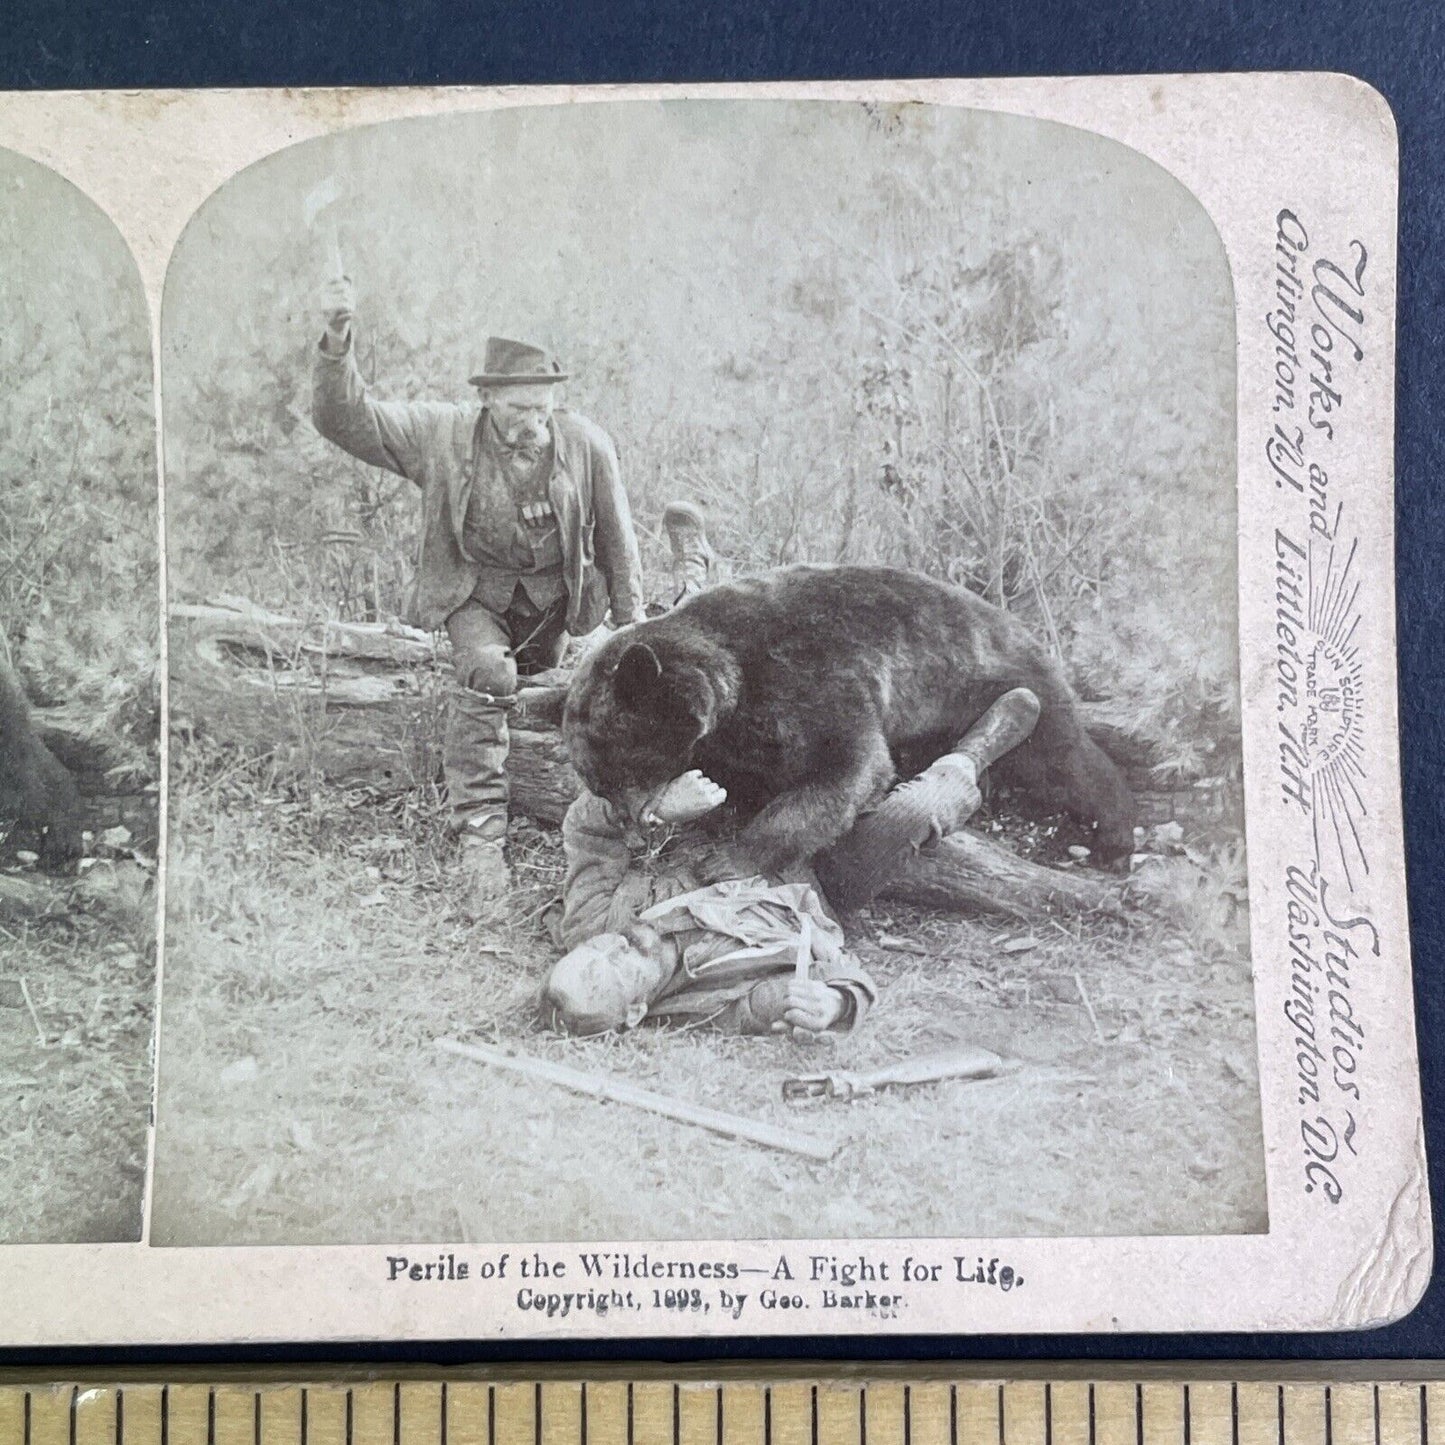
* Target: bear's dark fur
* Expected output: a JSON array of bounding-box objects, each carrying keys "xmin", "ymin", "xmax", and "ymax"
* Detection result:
[
  {"xmin": 0, "ymin": 651, "xmax": 83, "ymax": 864},
  {"xmin": 564, "ymin": 564, "xmax": 1136, "ymax": 874}
]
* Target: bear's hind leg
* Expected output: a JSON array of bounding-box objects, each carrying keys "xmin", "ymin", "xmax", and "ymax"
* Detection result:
[{"xmin": 999, "ymin": 682, "xmax": 1136, "ymax": 861}]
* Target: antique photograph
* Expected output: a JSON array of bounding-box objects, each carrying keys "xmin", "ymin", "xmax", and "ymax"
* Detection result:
[
  {"xmin": 150, "ymin": 98, "xmax": 1266, "ymax": 1247},
  {"xmin": 0, "ymin": 147, "xmax": 159, "ymax": 1242},
  {"xmin": 0, "ymin": 74, "xmax": 1423, "ymax": 1343}
]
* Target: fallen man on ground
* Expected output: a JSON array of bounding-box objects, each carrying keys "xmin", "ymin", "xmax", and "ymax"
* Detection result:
[{"xmin": 540, "ymin": 686, "xmax": 1041, "ymax": 1038}]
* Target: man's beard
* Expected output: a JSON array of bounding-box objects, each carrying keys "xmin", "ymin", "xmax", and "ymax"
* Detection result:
[{"xmin": 498, "ymin": 419, "xmax": 548, "ymax": 462}]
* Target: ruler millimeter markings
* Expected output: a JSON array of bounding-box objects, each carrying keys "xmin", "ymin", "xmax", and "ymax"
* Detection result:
[{"xmin": 0, "ymin": 1378, "xmax": 1438, "ymax": 1445}]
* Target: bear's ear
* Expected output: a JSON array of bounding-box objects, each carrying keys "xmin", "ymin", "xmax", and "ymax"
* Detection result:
[{"xmin": 613, "ymin": 642, "xmax": 664, "ymax": 709}]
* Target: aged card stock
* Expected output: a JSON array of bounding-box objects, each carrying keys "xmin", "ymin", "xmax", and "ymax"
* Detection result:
[{"xmin": 0, "ymin": 75, "xmax": 1428, "ymax": 1342}]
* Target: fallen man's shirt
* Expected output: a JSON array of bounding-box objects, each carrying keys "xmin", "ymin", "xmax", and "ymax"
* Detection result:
[{"xmin": 549, "ymin": 790, "xmax": 876, "ymax": 1035}]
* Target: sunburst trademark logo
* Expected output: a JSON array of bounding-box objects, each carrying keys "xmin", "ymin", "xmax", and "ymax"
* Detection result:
[{"xmin": 1275, "ymin": 507, "xmax": 1367, "ymax": 888}]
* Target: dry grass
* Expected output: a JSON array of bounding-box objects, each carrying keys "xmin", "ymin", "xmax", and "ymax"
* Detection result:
[
  {"xmin": 150, "ymin": 750, "xmax": 1266, "ymax": 1248},
  {"xmin": 0, "ymin": 855, "xmax": 156, "ymax": 1243}
]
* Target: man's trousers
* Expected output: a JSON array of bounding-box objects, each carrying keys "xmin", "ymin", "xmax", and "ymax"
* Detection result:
[{"xmin": 443, "ymin": 586, "xmax": 568, "ymax": 830}]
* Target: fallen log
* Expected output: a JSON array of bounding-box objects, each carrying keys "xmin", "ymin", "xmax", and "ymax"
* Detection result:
[
  {"xmin": 172, "ymin": 600, "xmax": 1124, "ymax": 803},
  {"xmin": 170, "ymin": 598, "xmax": 581, "ymax": 818},
  {"xmin": 878, "ymin": 829, "xmax": 1120, "ymax": 919},
  {"xmin": 169, "ymin": 599, "xmax": 1124, "ymax": 918}
]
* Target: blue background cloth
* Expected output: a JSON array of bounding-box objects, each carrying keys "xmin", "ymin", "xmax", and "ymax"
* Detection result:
[{"xmin": 3, "ymin": 0, "xmax": 1441, "ymax": 1363}]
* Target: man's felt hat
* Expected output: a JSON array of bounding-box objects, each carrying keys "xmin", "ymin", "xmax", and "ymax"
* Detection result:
[{"xmin": 469, "ymin": 337, "xmax": 568, "ymax": 388}]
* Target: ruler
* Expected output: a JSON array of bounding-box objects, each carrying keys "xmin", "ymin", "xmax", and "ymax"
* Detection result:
[{"xmin": 0, "ymin": 1372, "xmax": 1441, "ymax": 1445}]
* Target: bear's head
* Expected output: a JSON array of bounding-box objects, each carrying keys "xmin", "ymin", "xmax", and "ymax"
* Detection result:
[{"xmin": 563, "ymin": 634, "xmax": 735, "ymax": 819}]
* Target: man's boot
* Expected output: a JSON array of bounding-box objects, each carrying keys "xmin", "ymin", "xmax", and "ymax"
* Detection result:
[
  {"xmin": 662, "ymin": 501, "xmax": 714, "ymax": 603},
  {"xmin": 457, "ymin": 811, "xmax": 512, "ymax": 920},
  {"xmin": 444, "ymin": 686, "xmax": 515, "ymax": 919}
]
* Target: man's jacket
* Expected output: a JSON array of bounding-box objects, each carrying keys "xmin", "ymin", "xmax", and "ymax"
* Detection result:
[
  {"xmin": 560, "ymin": 790, "xmax": 876, "ymax": 1033},
  {"xmin": 312, "ymin": 339, "xmax": 645, "ymax": 633}
]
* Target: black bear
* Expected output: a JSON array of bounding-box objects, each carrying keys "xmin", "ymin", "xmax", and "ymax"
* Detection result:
[
  {"xmin": 564, "ymin": 564, "xmax": 1135, "ymax": 874},
  {"xmin": 0, "ymin": 650, "xmax": 83, "ymax": 864}
]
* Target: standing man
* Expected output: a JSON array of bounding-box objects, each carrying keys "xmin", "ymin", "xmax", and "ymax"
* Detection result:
[{"xmin": 312, "ymin": 275, "xmax": 645, "ymax": 915}]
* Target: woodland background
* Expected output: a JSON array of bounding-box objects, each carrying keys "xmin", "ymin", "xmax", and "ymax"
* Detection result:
[
  {"xmin": 1, "ymin": 150, "xmax": 157, "ymax": 773},
  {"xmin": 0, "ymin": 147, "xmax": 157, "ymax": 1243},
  {"xmin": 163, "ymin": 100, "xmax": 1240, "ymax": 780}
]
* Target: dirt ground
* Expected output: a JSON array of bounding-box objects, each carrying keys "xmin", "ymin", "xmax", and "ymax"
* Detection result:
[
  {"xmin": 149, "ymin": 751, "xmax": 1267, "ymax": 1248},
  {"xmin": 0, "ymin": 848, "xmax": 156, "ymax": 1244}
]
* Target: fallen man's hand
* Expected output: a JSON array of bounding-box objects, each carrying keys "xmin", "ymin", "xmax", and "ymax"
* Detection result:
[
  {"xmin": 773, "ymin": 979, "xmax": 846, "ymax": 1035},
  {"xmin": 645, "ymin": 769, "xmax": 727, "ymax": 825}
]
